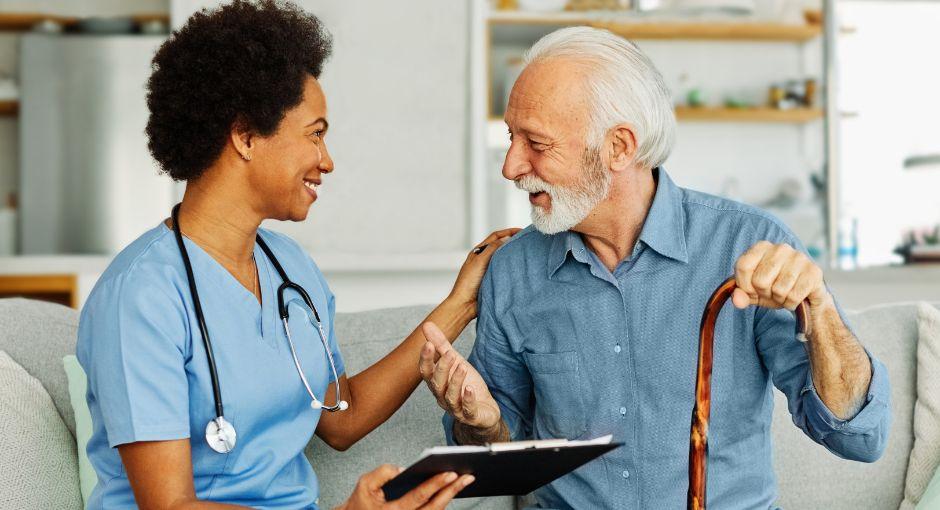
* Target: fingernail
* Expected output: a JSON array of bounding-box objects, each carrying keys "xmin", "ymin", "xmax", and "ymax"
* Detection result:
[
  {"xmin": 445, "ymin": 472, "xmax": 458, "ymax": 483},
  {"xmin": 463, "ymin": 475, "xmax": 476, "ymax": 486}
]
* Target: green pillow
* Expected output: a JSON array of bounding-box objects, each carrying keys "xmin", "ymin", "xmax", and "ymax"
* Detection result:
[
  {"xmin": 63, "ymin": 355, "xmax": 95, "ymax": 508},
  {"xmin": 919, "ymin": 462, "xmax": 940, "ymax": 510}
]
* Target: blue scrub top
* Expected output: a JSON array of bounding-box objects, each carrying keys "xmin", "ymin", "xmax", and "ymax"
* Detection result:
[{"xmin": 76, "ymin": 223, "xmax": 345, "ymax": 509}]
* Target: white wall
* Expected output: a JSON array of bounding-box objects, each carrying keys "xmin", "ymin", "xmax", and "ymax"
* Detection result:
[
  {"xmin": 172, "ymin": 0, "xmax": 473, "ymax": 256},
  {"xmin": 0, "ymin": 0, "xmax": 169, "ymax": 219}
]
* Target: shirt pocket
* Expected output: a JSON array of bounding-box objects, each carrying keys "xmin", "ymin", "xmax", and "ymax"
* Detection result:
[{"xmin": 522, "ymin": 350, "xmax": 587, "ymax": 439}]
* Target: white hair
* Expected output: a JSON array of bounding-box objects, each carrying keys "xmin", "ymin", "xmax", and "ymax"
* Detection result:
[{"xmin": 523, "ymin": 26, "xmax": 676, "ymax": 170}]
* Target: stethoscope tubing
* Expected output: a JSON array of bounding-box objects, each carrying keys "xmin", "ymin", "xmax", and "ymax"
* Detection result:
[{"xmin": 170, "ymin": 203, "xmax": 346, "ymax": 454}]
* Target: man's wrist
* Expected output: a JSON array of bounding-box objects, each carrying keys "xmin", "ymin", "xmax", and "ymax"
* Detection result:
[{"xmin": 453, "ymin": 419, "xmax": 507, "ymax": 445}]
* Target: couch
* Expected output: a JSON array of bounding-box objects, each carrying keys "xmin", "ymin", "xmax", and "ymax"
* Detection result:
[{"xmin": 0, "ymin": 297, "xmax": 924, "ymax": 509}]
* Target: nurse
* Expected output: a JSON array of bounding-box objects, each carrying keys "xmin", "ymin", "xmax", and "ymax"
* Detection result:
[{"xmin": 75, "ymin": 1, "xmax": 517, "ymax": 509}]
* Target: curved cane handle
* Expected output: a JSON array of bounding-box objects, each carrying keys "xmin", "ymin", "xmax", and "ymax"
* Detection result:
[{"xmin": 687, "ymin": 277, "xmax": 811, "ymax": 510}]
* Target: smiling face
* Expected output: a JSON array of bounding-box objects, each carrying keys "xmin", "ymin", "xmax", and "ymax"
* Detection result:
[
  {"xmin": 503, "ymin": 58, "xmax": 612, "ymax": 234},
  {"xmin": 246, "ymin": 75, "xmax": 334, "ymax": 222}
]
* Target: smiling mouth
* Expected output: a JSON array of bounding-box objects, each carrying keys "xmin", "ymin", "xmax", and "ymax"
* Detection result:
[{"xmin": 303, "ymin": 179, "xmax": 320, "ymax": 198}]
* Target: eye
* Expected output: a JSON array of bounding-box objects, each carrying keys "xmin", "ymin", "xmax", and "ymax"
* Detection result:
[{"xmin": 531, "ymin": 142, "xmax": 549, "ymax": 152}]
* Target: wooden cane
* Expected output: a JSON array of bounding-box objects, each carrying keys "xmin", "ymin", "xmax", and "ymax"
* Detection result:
[{"xmin": 687, "ymin": 276, "xmax": 811, "ymax": 510}]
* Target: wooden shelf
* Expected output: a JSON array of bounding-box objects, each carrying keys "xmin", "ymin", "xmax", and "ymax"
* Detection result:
[
  {"xmin": 675, "ymin": 106, "xmax": 823, "ymax": 122},
  {"xmin": 0, "ymin": 13, "xmax": 78, "ymax": 31},
  {"xmin": 0, "ymin": 100, "xmax": 18, "ymax": 117},
  {"xmin": 488, "ymin": 13, "xmax": 821, "ymax": 41},
  {"xmin": 0, "ymin": 274, "xmax": 78, "ymax": 308},
  {"xmin": 0, "ymin": 12, "xmax": 169, "ymax": 32}
]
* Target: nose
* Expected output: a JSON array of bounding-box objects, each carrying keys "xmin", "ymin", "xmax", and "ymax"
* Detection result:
[
  {"xmin": 318, "ymin": 139, "xmax": 334, "ymax": 174},
  {"xmin": 502, "ymin": 139, "xmax": 530, "ymax": 182}
]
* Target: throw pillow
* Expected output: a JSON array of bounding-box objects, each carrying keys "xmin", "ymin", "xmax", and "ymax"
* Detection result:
[
  {"xmin": 64, "ymin": 354, "xmax": 96, "ymax": 507},
  {"xmin": 902, "ymin": 303, "xmax": 940, "ymax": 508},
  {"xmin": 0, "ymin": 350, "xmax": 82, "ymax": 509}
]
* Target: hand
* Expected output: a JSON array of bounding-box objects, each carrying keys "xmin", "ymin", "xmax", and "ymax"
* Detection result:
[
  {"xmin": 334, "ymin": 464, "xmax": 475, "ymax": 510},
  {"xmin": 419, "ymin": 322, "xmax": 502, "ymax": 432},
  {"xmin": 447, "ymin": 228, "xmax": 521, "ymax": 315},
  {"xmin": 732, "ymin": 241, "xmax": 832, "ymax": 312}
]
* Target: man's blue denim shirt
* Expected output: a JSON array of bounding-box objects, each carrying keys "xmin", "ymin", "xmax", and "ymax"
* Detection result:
[{"xmin": 444, "ymin": 168, "xmax": 890, "ymax": 509}]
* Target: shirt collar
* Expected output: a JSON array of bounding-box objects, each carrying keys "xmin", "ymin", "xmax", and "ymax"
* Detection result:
[{"xmin": 547, "ymin": 167, "xmax": 689, "ymax": 278}]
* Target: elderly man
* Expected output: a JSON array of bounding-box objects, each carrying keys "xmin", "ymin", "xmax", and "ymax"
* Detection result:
[{"xmin": 420, "ymin": 26, "xmax": 890, "ymax": 508}]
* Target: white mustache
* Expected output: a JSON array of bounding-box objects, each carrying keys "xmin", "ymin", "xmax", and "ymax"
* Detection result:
[{"xmin": 514, "ymin": 175, "xmax": 552, "ymax": 195}]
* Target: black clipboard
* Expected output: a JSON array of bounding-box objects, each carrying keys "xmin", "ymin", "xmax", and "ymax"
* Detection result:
[{"xmin": 381, "ymin": 437, "xmax": 622, "ymax": 500}]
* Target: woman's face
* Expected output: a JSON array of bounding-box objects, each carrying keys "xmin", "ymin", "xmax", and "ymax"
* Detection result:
[{"xmin": 249, "ymin": 75, "xmax": 334, "ymax": 222}]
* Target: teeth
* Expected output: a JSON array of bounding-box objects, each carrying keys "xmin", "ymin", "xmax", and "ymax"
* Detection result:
[{"xmin": 304, "ymin": 181, "xmax": 319, "ymax": 191}]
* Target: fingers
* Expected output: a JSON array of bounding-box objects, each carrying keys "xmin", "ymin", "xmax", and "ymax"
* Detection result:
[
  {"xmin": 444, "ymin": 363, "xmax": 470, "ymax": 414},
  {"xmin": 360, "ymin": 464, "xmax": 402, "ymax": 491},
  {"xmin": 472, "ymin": 228, "xmax": 521, "ymax": 254},
  {"xmin": 419, "ymin": 474, "xmax": 476, "ymax": 510},
  {"xmin": 421, "ymin": 322, "xmax": 452, "ymax": 355},
  {"xmin": 429, "ymin": 350, "xmax": 458, "ymax": 397},
  {"xmin": 418, "ymin": 342, "xmax": 437, "ymax": 381},
  {"xmin": 388, "ymin": 472, "xmax": 458, "ymax": 510},
  {"xmin": 734, "ymin": 241, "xmax": 826, "ymax": 310}
]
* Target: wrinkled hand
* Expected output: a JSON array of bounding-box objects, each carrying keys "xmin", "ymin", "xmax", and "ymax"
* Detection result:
[
  {"xmin": 732, "ymin": 241, "xmax": 832, "ymax": 311},
  {"xmin": 447, "ymin": 228, "xmax": 521, "ymax": 314},
  {"xmin": 419, "ymin": 322, "xmax": 501, "ymax": 432},
  {"xmin": 334, "ymin": 464, "xmax": 474, "ymax": 510}
]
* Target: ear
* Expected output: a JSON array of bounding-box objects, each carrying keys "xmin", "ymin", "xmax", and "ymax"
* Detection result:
[
  {"xmin": 230, "ymin": 118, "xmax": 255, "ymax": 162},
  {"xmin": 608, "ymin": 124, "xmax": 638, "ymax": 173}
]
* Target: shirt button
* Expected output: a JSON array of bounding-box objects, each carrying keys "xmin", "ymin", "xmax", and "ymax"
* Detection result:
[
  {"xmin": 622, "ymin": 470, "xmax": 630, "ymax": 479},
  {"xmin": 619, "ymin": 406, "xmax": 627, "ymax": 416},
  {"xmin": 614, "ymin": 344, "xmax": 622, "ymax": 353}
]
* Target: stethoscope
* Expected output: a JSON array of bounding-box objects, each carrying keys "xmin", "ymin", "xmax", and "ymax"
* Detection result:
[{"xmin": 171, "ymin": 204, "xmax": 348, "ymax": 454}]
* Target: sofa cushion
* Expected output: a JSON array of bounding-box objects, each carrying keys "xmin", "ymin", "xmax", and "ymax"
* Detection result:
[
  {"xmin": 901, "ymin": 303, "xmax": 940, "ymax": 509},
  {"xmin": 772, "ymin": 303, "xmax": 921, "ymax": 510},
  {"xmin": 0, "ymin": 350, "xmax": 82, "ymax": 510},
  {"xmin": 307, "ymin": 305, "xmax": 513, "ymax": 510},
  {"xmin": 0, "ymin": 298, "xmax": 80, "ymax": 435}
]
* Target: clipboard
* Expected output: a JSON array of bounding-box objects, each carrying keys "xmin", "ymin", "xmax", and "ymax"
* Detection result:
[{"xmin": 381, "ymin": 435, "xmax": 622, "ymax": 500}]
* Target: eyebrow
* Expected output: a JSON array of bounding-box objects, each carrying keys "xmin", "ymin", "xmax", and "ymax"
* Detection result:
[{"xmin": 306, "ymin": 118, "xmax": 329, "ymax": 130}]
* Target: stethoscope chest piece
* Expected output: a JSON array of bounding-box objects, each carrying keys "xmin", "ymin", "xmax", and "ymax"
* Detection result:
[{"xmin": 206, "ymin": 416, "xmax": 237, "ymax": 454}]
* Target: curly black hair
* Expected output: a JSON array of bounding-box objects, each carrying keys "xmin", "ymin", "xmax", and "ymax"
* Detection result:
[{"xmin": 145, "ymin": 0, "xmax": 332, "ymax": 181}]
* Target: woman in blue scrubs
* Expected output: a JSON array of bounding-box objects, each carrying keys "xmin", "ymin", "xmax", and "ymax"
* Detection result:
[{"xmin": 75, "ymin": 2, "xmax": 517, "ymax": 509}]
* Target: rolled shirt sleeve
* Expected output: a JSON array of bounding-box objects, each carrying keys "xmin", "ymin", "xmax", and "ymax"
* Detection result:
[{"xmin": 755, "ymin": 289, "xmax": 891, "ymax": 463}]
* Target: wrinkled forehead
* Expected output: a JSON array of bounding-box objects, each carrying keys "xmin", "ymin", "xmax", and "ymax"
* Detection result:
[{"xmin": 505, "ymin": 58, "xmax": 593, "ymax": 138}]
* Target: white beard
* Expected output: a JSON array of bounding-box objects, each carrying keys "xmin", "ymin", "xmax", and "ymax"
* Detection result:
[{"xmin": 514, "ymin": 148, "xmax": 612, "ymax": 235}]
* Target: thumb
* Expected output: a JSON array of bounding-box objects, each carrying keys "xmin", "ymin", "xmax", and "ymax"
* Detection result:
[
  {"xmin": 422, "ymin": 321, "xmax": 451, "ymax": 354},
  {"xmin": 731, "ymin": 288, "xmax": 752, "ymax": 309}
]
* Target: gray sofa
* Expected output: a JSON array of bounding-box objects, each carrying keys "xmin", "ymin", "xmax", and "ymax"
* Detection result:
[{"xmin": 0, "ymin": 297, "xmax": 922, "ymax": 509}]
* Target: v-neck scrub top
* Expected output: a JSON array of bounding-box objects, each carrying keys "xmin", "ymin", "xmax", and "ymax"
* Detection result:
[{"xmin": 76, "ymin": 223, "xmax": 345, "ymax": 509}]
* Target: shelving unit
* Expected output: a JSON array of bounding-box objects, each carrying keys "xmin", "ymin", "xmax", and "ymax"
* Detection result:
[
  {"xmin": 490, "ymin": 13, "xmax": 821, "ymax": 41},
  {"xmin": 675, "ymin": 106, "xmax": 823, "ymax": 123},
  {"xmin": 0, "ymin": 100, "xmax": 17, "ymax": 117},
  {"xmin": 0, "ymin": 12, "xmax": 170, "ymax": 32}
]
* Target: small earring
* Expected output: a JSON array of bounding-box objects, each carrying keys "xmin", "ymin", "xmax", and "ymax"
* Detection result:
[{"xmin": 242, "ymin": 153, "xmax": 251, "ymax": 161}]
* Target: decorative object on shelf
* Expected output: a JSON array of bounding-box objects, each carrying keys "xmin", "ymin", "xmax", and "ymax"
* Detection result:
[
  {"xmin": 568, "ymin": 0, "xmax": 630, "ymax": 10},
  {"xmin": 76, "ymin": 17, "xmax": 135, "ymax": 34},
  {"xmin": 517, "ymin": 0, "xmax": 569, "ymax": 12},
  {"xmin": 895, "ymin": 226, "xmax": 940, "ymax": 264},
  {"xmin": 0, "ymin": 74, "xmax": 17, "ymax": 102},
  {"xmin": 0, "ymin": 193, "xmax": 16, "ymax": 256},
  {"xmin": 686, "ymin": 88, "xmax": 707, "ymax": 107},
  {"xmin": 803, "ymin": 8, "xmax": 822, "ymax": 25},
  {"xmin": 768, "ymin": 78, "xmax": 817, "ymax": 109},
  {"xmin": 32, "ymin": 18, "xmax": 64, "ymax": 34},
  {"xmin": 669, "ymin": 0, "xmax": 756, "ymax": 15}
]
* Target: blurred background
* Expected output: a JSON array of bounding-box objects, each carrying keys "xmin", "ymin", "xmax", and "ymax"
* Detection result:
[{"xmin": 0, "ymin": 0, "xmax": 938, "ymax": 311}]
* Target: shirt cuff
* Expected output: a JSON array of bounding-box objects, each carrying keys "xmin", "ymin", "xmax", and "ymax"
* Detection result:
[{"xmin": 800, "ymin": 351, "xmax": 889, "ymax": 434}]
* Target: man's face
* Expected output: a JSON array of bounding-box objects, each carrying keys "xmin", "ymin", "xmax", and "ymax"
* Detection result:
[{"xmin": 502, "ymin": 59, "xmax": 611, "ymax": 234}]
